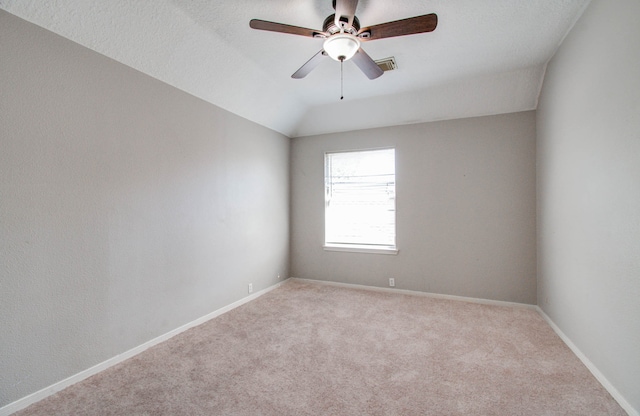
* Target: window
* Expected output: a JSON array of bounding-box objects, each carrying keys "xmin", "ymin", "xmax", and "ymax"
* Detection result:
[{"xmin": 324, "ymin": 148, "xmax": 397, "ymax": 254}]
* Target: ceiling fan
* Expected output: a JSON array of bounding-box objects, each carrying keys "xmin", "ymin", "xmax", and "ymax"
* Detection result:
[{"xmin": 250, "ymin": 0, "xmax": 438, "ymax": 80}]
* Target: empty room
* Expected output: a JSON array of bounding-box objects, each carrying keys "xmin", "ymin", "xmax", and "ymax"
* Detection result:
[{"xmin": 1, "ymin": 0, "xmax": 638, "ymax": 415}]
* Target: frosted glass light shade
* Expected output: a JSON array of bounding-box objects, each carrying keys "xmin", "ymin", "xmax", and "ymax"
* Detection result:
[{"xmin": 323, "ymin": 33, "xmax": 360, "ymax": 61}]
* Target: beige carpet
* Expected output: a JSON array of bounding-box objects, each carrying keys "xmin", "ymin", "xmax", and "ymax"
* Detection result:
[{"xmin": 16, "ymin": 279, "xmax": 625, "ymax": 415}]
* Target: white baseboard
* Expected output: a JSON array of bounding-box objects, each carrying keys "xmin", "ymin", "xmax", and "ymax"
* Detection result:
[
  {"xmin": 536, "ymin": 307, "xmax": 637, "ymax": 416},
  {"xmin": 291, "ymin": 277, "xmax": 538, "ymax": 310},
  {"xmin": 0, "ymin": 280, "xmax": 287, "ymax": 416}
]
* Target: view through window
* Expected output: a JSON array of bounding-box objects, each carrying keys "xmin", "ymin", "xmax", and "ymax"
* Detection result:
[{"xmin": 324, "ymin": 148, "xmax": 396, "ymax": 251}]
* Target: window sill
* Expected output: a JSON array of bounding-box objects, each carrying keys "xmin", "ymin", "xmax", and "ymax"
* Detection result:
[{"xmin": 323, "ymin": 244, "xmax": 398, "ymax": 255}]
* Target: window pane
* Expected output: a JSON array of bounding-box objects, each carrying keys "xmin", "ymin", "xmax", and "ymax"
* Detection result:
[{"xmin": 325, "ymin": 148, "xmax": 395, "ymax": 247}]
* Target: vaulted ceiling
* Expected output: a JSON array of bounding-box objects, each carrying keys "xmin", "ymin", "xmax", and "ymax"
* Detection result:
[{"xmin": 0, "ymin": 0, "xmax": 590, "ymax": 137}]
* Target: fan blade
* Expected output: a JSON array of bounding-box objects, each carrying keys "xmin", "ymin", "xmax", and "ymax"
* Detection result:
[
  {"xmin": 250, "ymin": 19, "xmax": 324, "ymax": 38},
  {"xmin": 334, "ymin": 0, "xmax": 359, "ymax": 29},
  {"xmin": 351, "ymin": 48, "xmax": 383, "ymax": 80},
  {"xmin": 292, "ymin": 50, "xmax": 327, "ymax": 79},
  {"xmin": 358, "ymin": 13, "xmax": 438, "ymax": 41}
]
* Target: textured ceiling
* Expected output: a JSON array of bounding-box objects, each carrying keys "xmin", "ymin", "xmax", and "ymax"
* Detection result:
[{"xmin": 0, "ymin": 0, "xmax": 590, "ymax": 137}]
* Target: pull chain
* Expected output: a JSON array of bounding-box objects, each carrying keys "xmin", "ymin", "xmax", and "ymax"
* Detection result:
[{"xmin": 340, "ymin": 58, "xmax": 344, "ymax": 100}]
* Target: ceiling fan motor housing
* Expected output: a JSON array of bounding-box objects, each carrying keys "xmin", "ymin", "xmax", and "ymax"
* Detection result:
[{"xmin": 323, "ymin": 14, "xmax": 360, "ymax": 35}]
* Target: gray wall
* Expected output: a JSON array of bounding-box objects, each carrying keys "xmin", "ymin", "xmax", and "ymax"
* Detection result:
[
  {"xmin": 536, "ymin": 0, "xmax": 640, "ymax": 411},
  {"xmin": 0, "ymin": 12, "xmax": 289, "ymax": 407},
  {"xmin": 291, "ymin": 112, "xmax": 537, "ymax": 304}
]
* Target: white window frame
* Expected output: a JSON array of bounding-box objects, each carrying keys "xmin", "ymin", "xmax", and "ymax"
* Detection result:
[{"xmin": 323, "ymin": 148, "xmax": 398, "ymax": 255}]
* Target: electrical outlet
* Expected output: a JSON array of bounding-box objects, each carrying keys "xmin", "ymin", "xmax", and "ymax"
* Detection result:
[
  {"xmin": 248, "ymin": 283, "xmax": 253, "ymax": 294},
  {"xmin": 389, "ymin": 278, "xmax": 395, "ymax": 287}
]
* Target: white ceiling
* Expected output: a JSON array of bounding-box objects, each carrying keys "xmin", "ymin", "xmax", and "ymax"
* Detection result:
[{"xmin": 0, "ymin": 0, "xmax": 590, "ymax": 137}]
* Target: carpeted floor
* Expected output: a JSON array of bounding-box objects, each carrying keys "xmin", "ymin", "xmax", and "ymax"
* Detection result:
[{"xmin": 16, "ymin": 279, "xmax": 626, "ymax": 415}]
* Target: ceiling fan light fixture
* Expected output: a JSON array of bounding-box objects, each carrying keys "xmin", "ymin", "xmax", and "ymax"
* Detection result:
[{"xmin": 323, "ymin": 33, "xmax": 360, "ymax": 61}]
